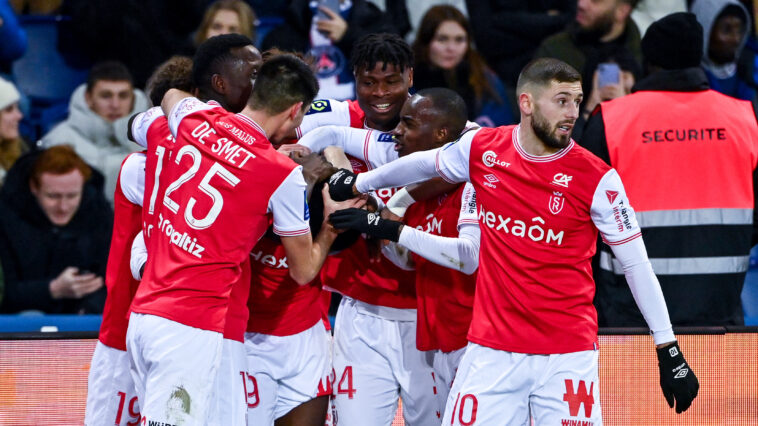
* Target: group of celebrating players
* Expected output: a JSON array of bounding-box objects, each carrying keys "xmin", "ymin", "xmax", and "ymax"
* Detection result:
[{"xmin": 83, "ymin": 31, "xmax": 699, "ymax": 426}]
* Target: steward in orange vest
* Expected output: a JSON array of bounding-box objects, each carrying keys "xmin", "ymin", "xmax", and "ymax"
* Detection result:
[{"xmin": 581, "ymin": 12, "xmax": 758, "ymax": 326}]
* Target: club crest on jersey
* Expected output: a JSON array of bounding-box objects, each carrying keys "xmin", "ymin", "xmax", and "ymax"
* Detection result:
[
  {"xmin": 606, "ymin": 190, "xmax": 618, "ymax": 204},
  {"xmin": 377, "ymin": 132, "xmax": 394, "ymax": 142},
  {"xmin": 482, "ymin": 150, "xmax": 509, "ymax": 168},
  {"xmin": 549, "ymin": 191, "xmax": 564, "ymax": 215},
  {"xmin": 306, "ymin": 100, "xmax": 332, "ymax": 115},
  {"xmin": 551, "ymin": 173, "xmax": 572, "ymax": 188}
]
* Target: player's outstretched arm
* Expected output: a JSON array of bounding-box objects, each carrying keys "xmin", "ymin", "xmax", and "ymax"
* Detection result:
[
  {"xmin": 282, "ymin": 186, "xmax": 366, "ymax": 284},
  {"xmin": 592, "ymin": 170, "xmax": 699, "ymax": 413},
  {"xmin": 130, "ymin": 232, "xmax": 147, "ymax": 281},
  {"xmin": 161, "ymin": 88, "xmax": 192, "ymax": 118}
]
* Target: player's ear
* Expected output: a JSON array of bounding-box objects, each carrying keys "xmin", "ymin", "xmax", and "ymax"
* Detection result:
[
  {"xmin": 407, "ymin": 67, "xmax": 414, "ymax": 89},
  {"xmin": 211, "ymin": 74, "xmax": 224, "ymax": 94},
  {"xmin": 290, "ymin": 101, "xmax": 304, "ymax": 120},
  {"xmin": 519, "ymin": 92, "xmax": 533, "ymax": 116}
]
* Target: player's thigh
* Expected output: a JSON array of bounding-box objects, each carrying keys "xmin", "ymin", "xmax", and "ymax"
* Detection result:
[
  {"xmin": 441, "ymin": 344, "xmax": 531, "ymax": 426},
  {"xmin": 208, "ymin": 339, "xmax": 247, "ymax": 426},
  {"xmin": 332, "ymin": 300, "xmax": 400, "ymax": 425},
  {"xmin": 244, "ymin": 335, "xmax": 281, "ymax": 426},
  {"xmin": 274, "ymin": 395, "xmax": 329, "ymax": 426},
  {"xmin": 430, "ymin": 347, "xmax": 466, "ymax": 417},
  {"xmin": 530, "ymin": 350, "xmax": 602, "ymax": 426},
  {"xmin": 136, "ymin": 314, "xmax": 223, "ymax": 426},
  {"xmin": 395, "ymin": 321, "xmax": 439, "ymax": 426},
  {"xmin": 85, "ymin": 342, "xmax": 141, "ymax": 426},
  {"xmin": 275, "ymin": 322, "xmax": 332, "ymax": 420}
]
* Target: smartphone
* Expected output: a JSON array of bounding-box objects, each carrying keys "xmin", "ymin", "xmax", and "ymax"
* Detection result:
[
  {"xmin": 597, "ymin": 62, "xmax": 620, "ymax": 88},
  {"xmin": 316, "ymin": 0, "xmax": 341, "ymax": 20}
]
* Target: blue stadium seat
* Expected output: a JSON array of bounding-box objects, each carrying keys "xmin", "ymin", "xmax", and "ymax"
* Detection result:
[
  {"xmin": 742, "ymin": 245, "xmax": 758, "ymax": 325},
  {"xmin": 11, "ymin": 15, "xmax": 89, "ymax": 140},
  {"xmin": 255, "ymin": 16, "xmax": 284, "ymax": 48}
]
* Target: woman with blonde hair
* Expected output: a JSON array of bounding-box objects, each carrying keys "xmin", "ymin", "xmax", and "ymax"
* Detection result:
[
  {"xmin": 0, "ymin": 78, "xmax": 27, "ymax": 187},
  {"xmin": 195, "ymin": 0, "xmax": 256, "ymax": 46}
]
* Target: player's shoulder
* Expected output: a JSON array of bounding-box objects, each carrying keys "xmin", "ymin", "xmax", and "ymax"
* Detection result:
[{"xmin": 568, "ymin": 141, "xmax": 612, "ymax": 174}]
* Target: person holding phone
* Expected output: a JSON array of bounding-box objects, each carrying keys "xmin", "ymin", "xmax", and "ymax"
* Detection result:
[{"xmin": 261, "ymin": 0, "xmax": 403, "ymax": 100}]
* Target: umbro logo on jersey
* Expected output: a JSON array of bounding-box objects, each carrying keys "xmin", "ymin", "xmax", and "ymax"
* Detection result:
[
  {"xmin": 482, "ymin": 150, "xmax": 510, "ymax": 168},
  {"xmin": 606, "ymin": 190, "xmax": 619, "ymax": 204},
  {"xmin": 483, "ymin": 174, "xmax": 499, "ymax": 189},
  {"xmin": 551, "ymin": 173, "xmax": 572, "ymax": 188}
]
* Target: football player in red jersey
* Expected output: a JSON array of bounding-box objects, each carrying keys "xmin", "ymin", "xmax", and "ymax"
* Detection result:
[
  {"xmin": 127, "ymin": 54, "xmax": 359, "ymax": 426},
  {"xmin": 326, "ymin": 87, "xmax": 481, "ymax": 414},
  {"xmin": 330, "ymin": 58, "xmax": 699, "ymax": 424}
]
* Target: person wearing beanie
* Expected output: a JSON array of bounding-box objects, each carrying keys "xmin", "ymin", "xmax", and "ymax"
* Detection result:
[
  {"xmin": 0, "ymin": 77, "xmax": 27, "ymax": 187},
  {"xmin": 581, "ymin": 12, "xmax": 758, "ymax": 327},
  {"xmin": 691, "ymin": 0, "xmax": 756, "ymax": 102}
]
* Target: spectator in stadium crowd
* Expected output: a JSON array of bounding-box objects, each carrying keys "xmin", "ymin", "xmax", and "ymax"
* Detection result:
[
  {"xmin": 261, "ymin": 0, "xmax": 401, "ymax": 100},
  {"xmin": 8, "ymin": 0, "xmax": 62, "ymax": 14},
  {"xmin": 630, "ymin": 0, "xmax": 686, "ymax": 36},
  {"xmin": 535, "ymin": 0, "xmax": 642, "ymax": 87},
  {"xmin": 0, "ymin": 0, "xmax": 27, "ymax": 76},
  {"xmin": 39, "ymin": 61, "xmax": 149, "ymax": 203},
  {"xmin": 465, "ymin": 0, "xmax": 574, "ymax": 104},
  {"xmin": 192, "ymin": 0, "xmax": 256, "ymax": 49},
  {"xmin": 572, "ymin": 48, "xmax": 641, "ymax": 140},
  {"xmin": 412, "ymin": 5, "xmax": 514, "ymax": 126},
  {"xmin": 0, "ymin": 145, "xmax": 113, "ymax": 314},
  {"xmin": 692, "ymin": 0, "xmax": 757, "ymax": 103},
  {"xmin": 0, "ymin": 77, "xmax": 27, "ymax": 187},
  {"xmin": 582, "ymin": 12, "xmax": 758, "ymax": 326}
]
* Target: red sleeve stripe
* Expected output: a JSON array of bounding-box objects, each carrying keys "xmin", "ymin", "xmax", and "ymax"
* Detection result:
[
  {"xmin": 603, "ymin": 232, "xmax": 642, "ymax": 246},
  {"xmin": 363, "ymin": 130, "xmax": 372, "ymax": 170},
  {"xmin": 295, "ymin": 127, "xmax": 302, "ymax": 139},
  {"xmin": 273, "ymin": 227, "xmax": 311, "ymax": 236},
  {"xmin": 458, "ymin": 219, "xmax": 478, "ymax": 225}
]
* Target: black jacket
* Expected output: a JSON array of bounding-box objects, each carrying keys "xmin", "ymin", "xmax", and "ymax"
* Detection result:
[
  {"xmin": 261, "ymin": 0, "xmax": 405, "ymax": 61},
  {"xmin": 0, "ymin": 150, "xmax": 113, "ymax": 313},
  {"xmin": 580, "ymin": 67, "xmax": 758, "ymax": 326}
]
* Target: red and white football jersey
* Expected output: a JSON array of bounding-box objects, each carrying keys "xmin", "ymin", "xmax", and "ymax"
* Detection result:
[
  {"xmin": 298, "ymin": 125, "xmax": 417, "ymax": 309},
  {"xmin": 295, "ymin": 99, "xmax": 366, "ymax": 138},
  {"xmin": 404, "ymin": 182, "xmax": 477, "ymax": 352},
  {"xmin": 130, "ymin": 105, "xmax": 252, "ymax": 342},
  {"xmin": 98, "ymin": 152, "xmax": 145, "ymax": 351},
  {"xmin": 434, "ymin": 125, "xmax": 641, "ymax": 354},
  {"xmin": 246, "ymin": 236, "xmax": 323, "ymax": 336},
  {"xmin": 130, "ymin": 98, "xmax": 310, "ymax": 335}
]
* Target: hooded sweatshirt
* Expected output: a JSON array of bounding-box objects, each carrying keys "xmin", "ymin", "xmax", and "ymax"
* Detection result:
[
  {"xmin": 39, "ymin": 84, "xmax": 149, "ymax": 203},
  {"xmin": 691, "ymin": 0, "xmax": 755, "ymax": 100},
  {"xmin": 0, "ymin": 150, "xmax": 113, "ymax": 313}
]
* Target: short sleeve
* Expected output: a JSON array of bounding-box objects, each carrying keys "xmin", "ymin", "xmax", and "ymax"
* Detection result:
[
  {"xmin": 268, "ymin": 167, "xmax": 311, "ymax": 236},
  {"xmin": 168, "ymin": 97, "xmax": 217, "ymax": 137},
  {"xmin": 435, "ymin": 128, "xmax": 479, "ymax": 183},
  {"xmin": 120, "ymin": 153, "xmax": 146, "ymax": 207},
  {"xmin": 296, "ymin": 99, "xmax": 351, "ymax": 137},
  {"xmin": 457, "ymin": 183, "xmax": 478, "ymax": 229},
  {"xmin": 590, "ymin": 169, "xmax": 642, "ymax": 245},
  {"xmin": 129, "ymin": 107, "xmax": 164, "ymax": 148}
]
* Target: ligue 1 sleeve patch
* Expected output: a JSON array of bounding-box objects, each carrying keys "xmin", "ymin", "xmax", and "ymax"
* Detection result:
[
  {"xmin": 306, "ymin": 100, "xmax": 332, "ymax": 115},
  {"xmin": 304, "ymin": 190, "xmax": 310, "ymax": 220},
  {"xmin": 377, "ymin": 132, "xmax": 394, "ymax": 142}
]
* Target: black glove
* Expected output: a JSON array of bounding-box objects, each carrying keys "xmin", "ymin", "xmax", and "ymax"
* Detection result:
[
  {"xmin": 329, "ymin": 208, "xmax": 403, "ymax": 242},
  {"xmin": 327, "ymin": 169, "xmax": 359, "ymax": 201},
  {"xmin": 657, "ymin": 341, "xmax": 699, "ymax": 413}
]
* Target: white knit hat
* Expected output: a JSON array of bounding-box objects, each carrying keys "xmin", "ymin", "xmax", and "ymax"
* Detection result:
[{"xmin": 0, "ymin": 78, "xmax": 21, "ymax": 110}]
